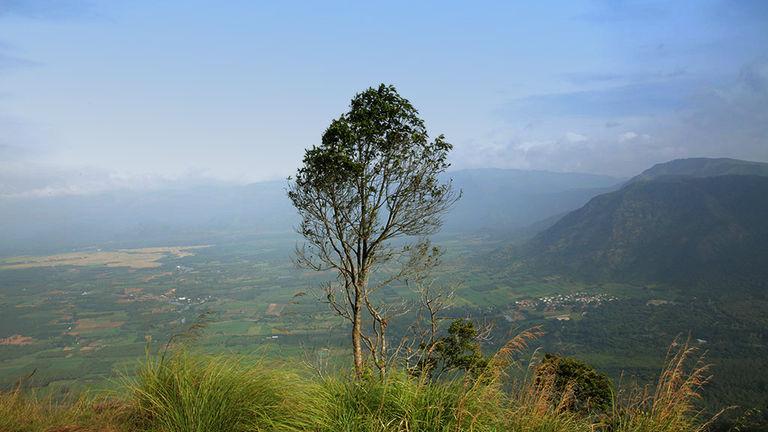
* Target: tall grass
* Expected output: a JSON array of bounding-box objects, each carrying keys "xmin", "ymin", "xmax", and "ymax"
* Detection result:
[
  {"xmin": 307, "ymin": 372, "xmax": 506, "ymax": 432},
  {"xmin": 502, "ymin": 363, "xmax": 593, "ymax": 432},
  {"xmin": 609, "ymin": 339, "xmax": 716, "ymax": 432},
  {"xmin": 124, "ymin": 350, "xmax": 311, "ymax": 432},
  {"xmin": 0, "ymin": 384, "xmax": 127, "ymax": 432},
  {"xmin": 0, "ymin": 339, "xmax": 714, "ymax": 432}
]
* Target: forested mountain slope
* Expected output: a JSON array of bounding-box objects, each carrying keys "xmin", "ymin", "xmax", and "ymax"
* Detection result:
[{"xmin": 510, "ymin": 174, "xmax": 768, "ymax": 286}]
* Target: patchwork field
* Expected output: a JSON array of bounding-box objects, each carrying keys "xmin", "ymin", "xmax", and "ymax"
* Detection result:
[
  {"xmin": 0, "ymin": 246, "xmax": 210, "ymax": 270},
  {"xmin": 0, "ymin": 233, "xmax": 765, "ymax": 421}
]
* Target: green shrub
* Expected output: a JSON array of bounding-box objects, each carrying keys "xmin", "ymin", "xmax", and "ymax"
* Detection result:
[
  {"xmin": 427, "ymin": 319, "xmax": 489, "ymax": 379},
  {"xmin": 535, "ymin": 354, "xmax": 614, "ymax": 415}
]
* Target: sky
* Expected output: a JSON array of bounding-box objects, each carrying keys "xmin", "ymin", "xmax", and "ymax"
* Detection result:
[{"xmin": 0, "ymin": 0, "xmax": 767, "ymax": 197}]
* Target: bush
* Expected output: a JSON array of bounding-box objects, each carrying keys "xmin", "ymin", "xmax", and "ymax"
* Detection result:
[
  {"xmin": 535, "ymin": 354, "xmax": 614, "ymax": 415},
  {"xmin": 429, "ymin": 319, "xmax": 489, "ymax": 379}
]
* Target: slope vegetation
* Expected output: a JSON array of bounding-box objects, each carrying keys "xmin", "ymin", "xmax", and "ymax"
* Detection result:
[{"xmin": 513, "ymin": 174, "xmax": 768, "ymax": 286}]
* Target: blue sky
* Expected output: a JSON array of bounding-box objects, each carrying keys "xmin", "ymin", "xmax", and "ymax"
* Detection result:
[{"xmin": 1, "ymin": 0, "xmax": 767, "ymax": 196}]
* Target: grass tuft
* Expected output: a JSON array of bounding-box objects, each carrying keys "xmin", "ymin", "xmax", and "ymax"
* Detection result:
[
  {"xmin": 0, "ymin": 385, "xmax": 127, "ymax": 432},
  {"xmin": 123, "ymin": 350, "xmax": 310, "ymax": 432}
]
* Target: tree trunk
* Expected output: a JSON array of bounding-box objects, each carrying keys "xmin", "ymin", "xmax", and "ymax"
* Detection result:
[
  {"xmin": 379, "ymin": 324, "xmax": 387, "ymax": 378},
  {"xmin": 352, "ymin": 287, "xmax": 364, "ymax": 378}
]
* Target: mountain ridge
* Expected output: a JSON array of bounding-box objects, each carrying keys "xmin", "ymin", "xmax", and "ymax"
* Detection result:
[
  {"xmin": 626, "ymin": 157, "xmax": 768, "ymax": 184},
  {"xmin": 508, "ymin": 172, "xmax": 768, "ymax": 287}
]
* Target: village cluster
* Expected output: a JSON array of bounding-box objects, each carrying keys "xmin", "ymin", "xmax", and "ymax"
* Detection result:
[{"xmin": 515, "ymin": 292, "xmax": 617, "ymax": 310}]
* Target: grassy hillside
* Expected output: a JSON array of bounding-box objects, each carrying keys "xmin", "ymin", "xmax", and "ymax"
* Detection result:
[{"xmin": 1, "ymin": 339, "xmax": 712, "ymax": 432}]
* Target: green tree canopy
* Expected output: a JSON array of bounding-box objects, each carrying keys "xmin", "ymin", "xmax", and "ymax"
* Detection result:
[{"xmin": 536, "ymin": 354, "xmax": 614, "ymax": 414}]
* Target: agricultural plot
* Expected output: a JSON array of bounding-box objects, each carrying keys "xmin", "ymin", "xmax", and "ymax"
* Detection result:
[{"xmin": 0, "ymin": 246, "xmax": 210, "ymax": 270}]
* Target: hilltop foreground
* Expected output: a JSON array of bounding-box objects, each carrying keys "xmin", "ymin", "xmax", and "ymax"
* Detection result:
[{"xmin": 2, "ymin": 340, "xmax": 710, "ymax": 432}]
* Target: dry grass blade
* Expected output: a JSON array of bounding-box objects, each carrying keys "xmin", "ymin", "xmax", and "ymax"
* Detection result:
[
  {"xmin": 485, "ymin": 326, "xmax": 544, "ymax": 381},
  {"xmin": 612, "ymin": 338, "xmax": 715, "ymax": 432}
]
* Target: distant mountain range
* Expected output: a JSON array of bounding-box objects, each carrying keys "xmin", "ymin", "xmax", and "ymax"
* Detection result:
[
  {"xmin": 0, "ymin": 168, "xmax": 621, "ymax": 256},
  {"xmin": 507, "ymin": 158, "xmax": 768, "ymax": 286},
  {"xmin": 626, "ymin": 157, "xmax": 768, "ymax": 184},
  {"xmin": 444, "ymin": 169, "xmax": 620, "ymax": 234}
]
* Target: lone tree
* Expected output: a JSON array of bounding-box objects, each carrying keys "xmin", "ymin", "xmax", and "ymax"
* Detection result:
[{"xmin": 288, "ymin": 84, "xmax": 458, "ymax": 377}]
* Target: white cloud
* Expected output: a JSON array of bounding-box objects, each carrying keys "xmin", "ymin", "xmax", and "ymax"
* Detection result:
[
  {"xmin": 564, "ymin": 132, "xmax": 588, "ymax": 143},
  {"xmin": 618, "ymin": 131, "xmax": 638, "ymax": 142}
]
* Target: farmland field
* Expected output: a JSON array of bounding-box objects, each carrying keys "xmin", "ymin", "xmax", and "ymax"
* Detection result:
[
  {"xmin": 0, "ymin": 246, "xmax": 210, "ymax": 270},
  {"xmin": 1, "ymin": 232, "xmax": 766, "ymax": 419}
]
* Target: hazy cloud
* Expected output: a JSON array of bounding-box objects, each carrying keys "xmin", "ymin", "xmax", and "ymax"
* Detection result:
[
  {"xmin": 564, "ymin": 132, "xmax": 588, "ymax": 143},
  {"xmin": 462, "ymin": 57, "xmax": 768, "ymax": 176},
  {"xmin": 561, "ymin": 68, "xmax": 687, "ymax": 86},
  {"xmin": 0, "ymin": 1, "xmax": 84, "ymax": 76},
  {"xmin": 0, "ymin": 0, "xmax": 93, "ymax": 19},
  {"xmin": 0, "ymin": 161, "xmax": 235, "ymax": 198},
  {"xmin": 709, "ymin": 0, "xmax": 768, "ymax": 22},
  {"xmin": 617, "ymin": 131, "xmax": 650, "ymax": 143},
  {"xmin": 0, "ymin": 52, "xmax": 37, "ymax": 71},
  {"xmin": 0, "ymin": 41, "xmax": 38, "ymax": 73},
  {"xmin": 673, "ymin": 58, "xmax": 768, "ymax": 159},
  {"xmin": 502, "ymin": 79, "xmax": 694, "ymax": 119},
  {"xmin": 580, "ymin": 0, "xmax": 669, "ymax": 23},
  {"xmin": 561, "ymin": 72, "xmax": 625, "ymax": 85}
]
